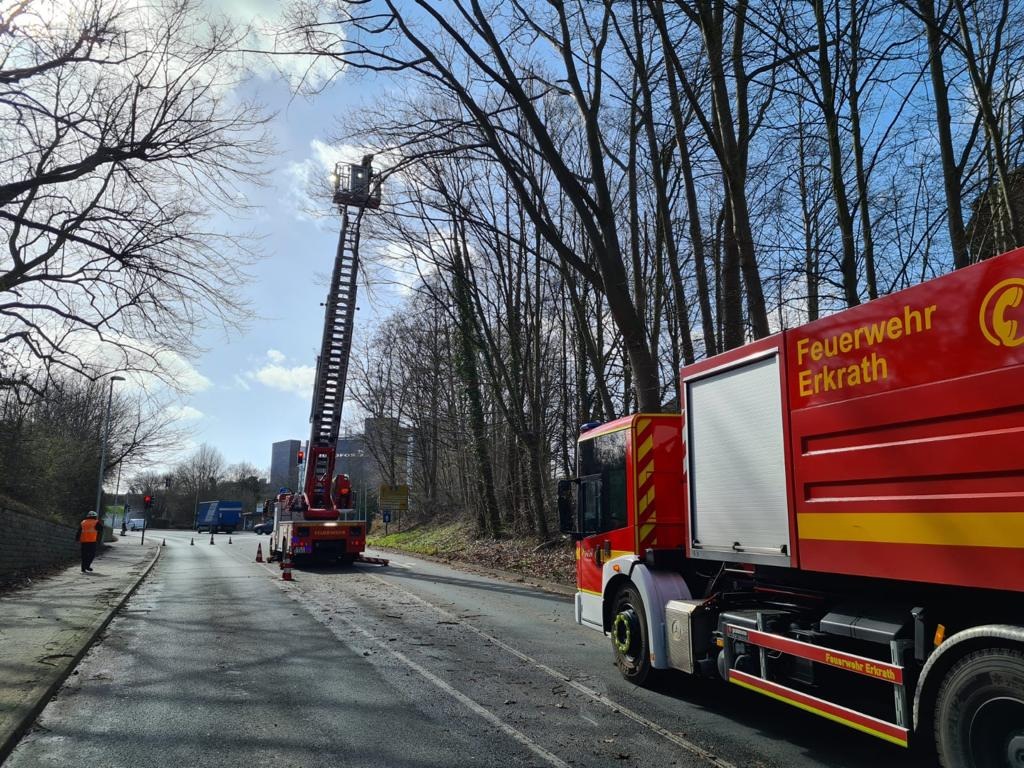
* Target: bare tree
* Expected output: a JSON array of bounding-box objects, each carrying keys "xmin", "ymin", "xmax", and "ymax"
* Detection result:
[
  {"xmin": 0, "ymin": 371, "xmax": 177, "ymax": 521},
  {"xmin": 172, "ymin": 443, "xmax": 225, "ymax": 503},
  {"xmin": 0, "ymin": 0, "xmax": 269, "ymax": 394}
]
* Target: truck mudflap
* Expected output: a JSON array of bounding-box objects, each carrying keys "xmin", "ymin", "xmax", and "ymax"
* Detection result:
[
  {"xmin": 603, "ymin": 556, "xmax": 691, "ymax": 670},
  {"xmin": 723, "ymin": 624, "xmax": 910, "ymax": 747}
]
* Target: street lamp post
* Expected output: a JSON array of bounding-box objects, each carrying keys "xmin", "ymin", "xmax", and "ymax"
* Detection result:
[
  {"xmin": 114, "ymin": 442, "xmax": 129, "ymax": 533},
  {"xmin": 94, "ymin": 376, "xmax": 125, "ymax": 524}
]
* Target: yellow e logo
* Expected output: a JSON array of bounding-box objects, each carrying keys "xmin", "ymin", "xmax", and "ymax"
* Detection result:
[{"xmin": 980, "ymin": 278, "xmax": 1024, "ymax": 347}]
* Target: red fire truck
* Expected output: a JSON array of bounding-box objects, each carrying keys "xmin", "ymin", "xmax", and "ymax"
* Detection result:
[
  {"xmin": 561, "ymin": 246, "xmax": 1024, "ymax": 766},
  {"xmin": 269, "ymin": 159, "xmax": 384, "ymax": 566}
]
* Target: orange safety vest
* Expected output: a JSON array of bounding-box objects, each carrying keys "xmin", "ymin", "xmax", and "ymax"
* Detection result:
[{"xmin": 80, "ymin": 519, "xmax": 99, "ymax": 543}]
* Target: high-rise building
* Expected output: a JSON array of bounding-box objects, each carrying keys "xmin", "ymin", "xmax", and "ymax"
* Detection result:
[
  {"xmin": 332, "ymin": 433, "xmax": 369, "ymax": 491},
  {"xmin": 270, "ymin": 439, "xmax": 301, "ymax": 492}
]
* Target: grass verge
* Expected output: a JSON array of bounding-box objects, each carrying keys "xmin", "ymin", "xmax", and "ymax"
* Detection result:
[{"xmin": 369, "ymin": 520, "xmax": 576, "ymax": 586}]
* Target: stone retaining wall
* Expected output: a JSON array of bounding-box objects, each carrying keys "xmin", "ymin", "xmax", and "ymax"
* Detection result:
[{"xmin": 0, "ymin": 507, "xmax": 79, "ymax": 577}]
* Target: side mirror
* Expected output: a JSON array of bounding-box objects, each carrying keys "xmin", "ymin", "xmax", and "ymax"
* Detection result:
[{"xmin": 556, "ymin": 479, "xmax": 575, "ymax": 534}]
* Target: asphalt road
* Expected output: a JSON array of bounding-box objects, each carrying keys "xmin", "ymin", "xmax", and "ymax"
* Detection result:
[{"xmin": 5, "ymin": 530, "xmax": 916, "ymax": 768}]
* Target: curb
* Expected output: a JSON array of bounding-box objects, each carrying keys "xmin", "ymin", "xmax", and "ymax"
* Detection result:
[
  {"xmin": 0, "ymin": 544, "xmax": 162, "ymax": 763},
  {"xmin": 368, "ymin": 544, "xmax": 576, "ymax": 597}
]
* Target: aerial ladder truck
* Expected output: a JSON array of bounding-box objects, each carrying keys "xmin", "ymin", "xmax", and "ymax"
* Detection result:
[{"xmin": 270, "ymin": 156, "xmax": 386, "ymax": 566}]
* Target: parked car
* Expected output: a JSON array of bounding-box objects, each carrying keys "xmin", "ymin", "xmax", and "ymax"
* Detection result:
[
  {"xmin": 128, "ymin": 518, "xmax": 146, "ymax": 531},
  {"xmin": 253, "ymin": 521, "xmax": 273, "ymax": 535}
]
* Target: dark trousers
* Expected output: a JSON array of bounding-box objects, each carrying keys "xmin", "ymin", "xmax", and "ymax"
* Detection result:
[{"xmin": 80, "ymin": 542, "xmax": 97, "ymax": 571}]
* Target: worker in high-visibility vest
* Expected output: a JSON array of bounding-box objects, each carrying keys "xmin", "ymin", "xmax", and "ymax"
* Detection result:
[{"xmin": 76, "ymin": 511, "xmax": 103, "ymax": 573}]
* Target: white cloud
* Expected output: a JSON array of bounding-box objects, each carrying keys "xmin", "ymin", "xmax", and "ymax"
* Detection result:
[
  {"xmin": 249, "ymin": 363, "xmax": 316, "ymax": 397},
  {"xmin": 165, "ymin": 404, "xmax": 205, "ymax": 422},
  {"xmin": 237, "ymin": 1, "xmax": 347, "ymax": 92},
  {"xmin": 245, "ymin": 349, "xmax": 315, "ymax": 397},
  {"xmin": 360, "ymin": 238, "xmax": 429, "ymax": 301},
  {"xmin": 36, "ymin": 326, "xmax": 213, "ymax": 396},
  {"xmin": 32, "ymin": 0, "xmax": 347, "ymax": 102},
  {"xmin": 150, "ymin": 349, "xmax": 213, "ymax": 394},
  {"xmin": 286, "ymin": 140, "xmax": 369, "ymax": 223}
]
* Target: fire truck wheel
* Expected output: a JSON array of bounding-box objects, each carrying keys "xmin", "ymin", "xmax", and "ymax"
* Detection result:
[
  {"xmin": 611, "ymin": 584, "xmax": 654, "ymax": 685},
  {"xmin": 934, "ymin": 647, "xmax": 1024, "ymax": 768}
]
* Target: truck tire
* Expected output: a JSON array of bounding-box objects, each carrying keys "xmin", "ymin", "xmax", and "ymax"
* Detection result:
[
  {"xmin": 935, "ymin": 647, "xmax": 1024, "ymax": 768},
  {"xmin": 611, "ymin": 584, "xmax": 655, "ymax": 686}
]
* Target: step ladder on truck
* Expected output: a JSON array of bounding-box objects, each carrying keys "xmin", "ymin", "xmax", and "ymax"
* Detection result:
[{"xmin": 270, "ymin": 156, "xmax": 387, "ymax": 568}]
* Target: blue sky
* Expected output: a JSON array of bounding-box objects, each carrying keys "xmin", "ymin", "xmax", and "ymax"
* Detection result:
[{"xmin": 163, "ymin": 21, "xmax": 404, "ymax": 474}]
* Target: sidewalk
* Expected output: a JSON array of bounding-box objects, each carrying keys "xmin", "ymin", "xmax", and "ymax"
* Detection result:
[{"xmin": 0, "ymin": 539, "xmax": 160, "ymax": 762}]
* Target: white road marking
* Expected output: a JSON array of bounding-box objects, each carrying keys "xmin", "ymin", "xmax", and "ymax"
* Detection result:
[
  {"xmin": 368, "ymin": 574, "xmax": 737, "ymax": 768},
  {"xmin": 278, "ymin": 579, "xmax": 570, "ymax": 768}
]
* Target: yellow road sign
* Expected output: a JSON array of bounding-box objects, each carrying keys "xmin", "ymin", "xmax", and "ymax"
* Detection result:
[{"xmin": 378, "ymin": 484, "xmax": 409, "ymax": 511}]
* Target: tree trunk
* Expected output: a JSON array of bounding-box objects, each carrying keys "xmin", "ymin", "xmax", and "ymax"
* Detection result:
[
  {"xmin": 451, "ymin": 251, "xmax": 502, "ymax": 537},
  {"xmin": 813, "ymin": 0, "xmax": 861, "ymax": 308},
  {"xmin": 917, "ymin": 0, "xmax": 970, "ymax": 267}
]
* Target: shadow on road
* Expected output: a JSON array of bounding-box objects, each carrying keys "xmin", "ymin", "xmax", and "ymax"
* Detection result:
[{"xmin": 292, "ymin": 559, "xmax": 570, "ymax": 604}]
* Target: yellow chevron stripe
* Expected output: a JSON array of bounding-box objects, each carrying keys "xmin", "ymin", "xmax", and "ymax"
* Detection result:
[
  {"xmin": 637, "ymin": 486, "xmax": 656, "ymax": 514},
  {"xmin": 639, "ymin": 523, "xmax": 656, "ymax": 543}
]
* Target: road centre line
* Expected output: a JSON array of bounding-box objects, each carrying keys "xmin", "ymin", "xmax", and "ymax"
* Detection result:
[
  {"xmin": 368, "ymin": 574, "xmax": 737, "ymax": 768},
  {"xmin": 275, "ymin": 578, "xmax": 570, "ymax": 768}
]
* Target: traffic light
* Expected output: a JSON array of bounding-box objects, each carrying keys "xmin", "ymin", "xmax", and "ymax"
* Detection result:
[
  {"xmin": 297, "ymin": 449, "xmax": 305, "ymax": 465},
  {"xmin": 143, "ymin": 495, "xmax": 153, "ymax": 510}
]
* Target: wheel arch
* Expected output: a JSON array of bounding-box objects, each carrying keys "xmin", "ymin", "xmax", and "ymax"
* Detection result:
[
  {"xmin": 602, "ymin": 558, "xmax": 691, "ymax": 670},
  {"xmin": 914, "ymin": 623, "xmax": 1024, "ymax": 731}
]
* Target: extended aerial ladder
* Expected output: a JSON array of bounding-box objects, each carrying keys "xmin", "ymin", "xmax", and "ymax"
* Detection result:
[
  {"xmin": 271, "ymin": 156, "xmax": 385, "ymax": 564},
  {"xmin": 298, "ymin": 156, "xmax": 381, "ymax": 518}
]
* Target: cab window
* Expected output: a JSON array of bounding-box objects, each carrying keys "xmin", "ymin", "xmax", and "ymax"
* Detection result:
[{"xmin": 578, "ymin": 429, "xmax": 628, "ymax": 533}]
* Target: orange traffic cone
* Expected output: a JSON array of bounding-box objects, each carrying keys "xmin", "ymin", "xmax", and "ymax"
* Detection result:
[
  {"xmin": 255, "ymin": 543, "xmax": 264, "ymax": 563},
  {"xmin": 190, "ymin": 538, "xmax": 194, "ymax": 546},
  {"xmin": 228, "ymin": 537, "xmax": 233, "ymax": 544},
  {"xmin": 162, "ymin": 539, "xmax": 166, "ymax": 547},
  {"xmin": 210, "ymin": 533, "xmax": 215, "ymax": 545},
  {"xmin": 282, "ymin": 550, "xmax": 293, "ymax": 581}
]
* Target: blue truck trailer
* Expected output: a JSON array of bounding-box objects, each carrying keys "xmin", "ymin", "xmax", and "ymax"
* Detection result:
[{"xmin": 195, "ymin": 500, "xmax": 242, "ymax": 533}]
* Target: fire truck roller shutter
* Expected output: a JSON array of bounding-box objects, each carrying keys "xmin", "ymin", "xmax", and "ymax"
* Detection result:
[
  {"xmin": 686, "ymin": 352, "xmax": 792, "ymax": 566},
  {"xmin": 603, "ymin": 555, "xmax": 691, "ymax": 673}
]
